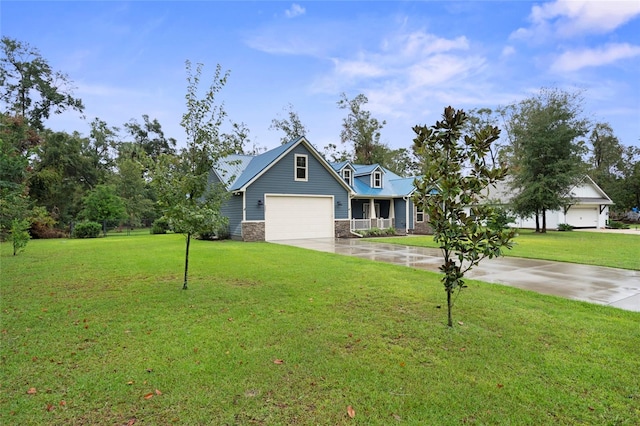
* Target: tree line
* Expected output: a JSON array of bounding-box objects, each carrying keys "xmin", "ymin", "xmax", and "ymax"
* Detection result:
[{"xmin": 2, "ymin": 35, "xmax": 639, "ymax": 252}]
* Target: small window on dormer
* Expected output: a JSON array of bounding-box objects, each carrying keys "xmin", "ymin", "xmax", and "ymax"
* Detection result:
[
  {"xmin": 373, "ymin": 171, "xmax": 382, "ymax": 188},
  {"xmin": 342, "ymin": 169, "xmax": 352, "ymax": 186},
  {"xmin": 295, "ymin": 154, "xmax": 308, "ymax": 181}
]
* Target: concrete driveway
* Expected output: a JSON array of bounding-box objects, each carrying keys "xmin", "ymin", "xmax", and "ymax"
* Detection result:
[{"xmin": 273, "ymin": 238, "xmax": 640, "ymax": 312}]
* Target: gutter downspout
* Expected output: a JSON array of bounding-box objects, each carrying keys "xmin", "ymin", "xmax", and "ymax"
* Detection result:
[{"xmin": 403, "ymin": 196, "xmax": 410, "ymax": 235}]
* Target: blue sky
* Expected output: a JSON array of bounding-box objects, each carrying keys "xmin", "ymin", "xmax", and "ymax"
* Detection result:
[{"xmin": 2, "ymin": 1, "xmax": 639, "ymax": 153}]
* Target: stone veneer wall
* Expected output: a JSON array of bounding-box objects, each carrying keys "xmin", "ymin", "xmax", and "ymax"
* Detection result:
[
  {"xmin": 241, "ymin": 219, "xmax": 357, "ymax": 241},
  {"xmin": 242, "ymin": 221, "xmax": 265, "ymax": 242},
  {"xmin": 334, "ymin": 219, "xmax": 351, "ymax": 238},
  {"xmin": 413, "ymin": 219, "xmax": 433, "ymax": 235}
]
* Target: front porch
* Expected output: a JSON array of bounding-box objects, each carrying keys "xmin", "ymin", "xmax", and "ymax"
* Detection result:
[{"xmin": 350, "ymin": 198, "xmax": 409, "ymax": 232}]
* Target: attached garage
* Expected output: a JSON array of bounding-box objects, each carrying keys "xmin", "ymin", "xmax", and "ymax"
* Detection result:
[
  {"xmin": 565, "ymin": 206, "xmax": 599, "ymax": 228},
  {"xmin": 264, "ymin": 194, "xmax": 335, "ymax": 241}
]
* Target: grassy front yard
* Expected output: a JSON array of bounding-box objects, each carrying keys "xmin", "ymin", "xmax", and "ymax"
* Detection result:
[
  {"xmin": 2, "ymin": 234, "xmax": 639, "ymax": 424},
  {"xmin": 377, "ymin": 229, "xmax": 640, "ymax": 270}
]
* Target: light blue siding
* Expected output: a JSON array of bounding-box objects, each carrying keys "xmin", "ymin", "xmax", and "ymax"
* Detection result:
[
  {"xmin": 221, "ymin": 194, "xmax": 243, "ymax": 239},
  {"xmin": 211, "ymin": 170, "xmax": 244, "ymax": 238},
  {"xmin": 245, "ymin": 145, "xmax": 350, "ymax": 221}
]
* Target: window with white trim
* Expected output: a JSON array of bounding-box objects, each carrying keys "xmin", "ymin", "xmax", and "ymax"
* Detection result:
[
  {"xmin": 295, "ymin": 154, "xmax": 308, "ymax": 181},
  {"xmin": 415, "ymin": 206, "xmax": 424, "ymax": 222},
  {"xmin": 372, "ymin": 171, "xmax": 382, "ymax": 188},
  {"xmin": 342, "ymin": 169, "xmax": 352, "ymax": 186}
]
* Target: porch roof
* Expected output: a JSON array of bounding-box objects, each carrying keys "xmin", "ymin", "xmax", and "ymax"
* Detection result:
[{"xmin": 352, "ymin": 175, "xmax": 416, "ymax": 198}]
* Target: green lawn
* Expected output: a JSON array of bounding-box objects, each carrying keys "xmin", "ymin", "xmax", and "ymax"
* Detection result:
[
  {"xmin": 1, "ymin": 234, "xmax": 639, "ymax": 425},
  {"xmin": 376, "ymin": 229, "xmax": 640, "ymax": 270}
]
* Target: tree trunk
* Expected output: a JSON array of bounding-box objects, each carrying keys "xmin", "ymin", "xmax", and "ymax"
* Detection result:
[
  {"xmin": 542, "ymin": 208, "xmax": 547, "ymax": 233},
  {"xmin": 183, "ymin": 232, "xmax": 191, "ymax": 290},
  {"xmin": 535, "ymin": 210, "xmax": 540, "ymax": 233},
  {"xmin": 447, "ymin": 290, "xmax": 453, "ymax": 327}
]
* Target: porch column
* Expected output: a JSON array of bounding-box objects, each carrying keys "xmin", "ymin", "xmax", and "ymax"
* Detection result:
[
  {"xmin": 405, "ymin": 197, "xmax": 409, "ymax": 234},
  {"xmin": 369, "ymin": 198, "xmax": 376, "ymax": 218}
]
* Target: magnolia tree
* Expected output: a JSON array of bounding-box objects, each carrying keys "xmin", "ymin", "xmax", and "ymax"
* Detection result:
[
  {"xmin": 154, "ymin": 61, "xmax": 233, "ymax": 290},
  {"xmin": 412, "ymin": 106, "xmax": 516, "ymax": 327}
]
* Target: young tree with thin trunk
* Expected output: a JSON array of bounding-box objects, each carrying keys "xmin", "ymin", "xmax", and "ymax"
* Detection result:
[
  {"xmin": 153, "ymin": 61, "xmax": 233, "ymax": 290},
  {"xmin": 412, "ymin": 106, "xmax": 516, "ymax": 327}
]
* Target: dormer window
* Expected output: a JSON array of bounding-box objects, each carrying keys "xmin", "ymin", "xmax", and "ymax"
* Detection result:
[
  {"xmin": 295, "ymin": 154, "xmax": 308, "ymax": 181},
  {"xmin": 372, "ymin": 171, "xmax": 382, "ymax": 188},
  {"xmin": 342, "ymin": 169, "xmax": 352, "ymax": 186}
]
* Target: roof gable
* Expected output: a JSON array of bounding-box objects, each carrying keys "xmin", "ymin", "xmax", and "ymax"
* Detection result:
[
  {"xmin": 217, "ymin": 136, "xmax": 353, "ymax": 193},
  {"xmin": 569, "ymin": 176, "xmax": 614, "ymax": 205},
  {"xmin": 330, "ymin": 160, "xmax": 354, "ymax": 174},
  {"xmin": 485, "ymin": 175, "xmax": 613, "ymax": 205},
  {"xmin": 352, "ymin": 163, "xmax": 384, "ymax": 177}
]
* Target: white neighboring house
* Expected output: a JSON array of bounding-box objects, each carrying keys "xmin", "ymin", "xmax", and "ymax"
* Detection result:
[{"xmin": 484, "ymin": 176, "xmax": 614, "ymax": 229}]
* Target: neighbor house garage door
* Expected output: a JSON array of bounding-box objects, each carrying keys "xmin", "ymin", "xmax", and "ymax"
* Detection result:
[
  {"xmin": 566, "ymin": 207, "xmax": 598, "ymax": 228},
  {"xmin": 265, "ymin": 195, "xmax": 334, "ymax": 241}
]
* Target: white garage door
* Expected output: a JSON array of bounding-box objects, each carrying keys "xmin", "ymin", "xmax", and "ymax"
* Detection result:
[
  {"xmin": 265, "ymin": 195, "xmax": 334, "ymax": 241},
  {"xmin": 566, "ymin": 207, "xmax": 598, "ymax": 228}
]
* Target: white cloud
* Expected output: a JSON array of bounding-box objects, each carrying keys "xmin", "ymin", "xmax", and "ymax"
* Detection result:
[
  {"xmin": 407, "ymin": 54, "xmax": 485, "ymax": 88},
  {"xmin": 310, "ymin": 28, "xmax": 487, "ymax": 119},
  {"xmin": 390, "ymin": 32, "xmax": 469, "ymax": 57},
  {"xmin": 501, "ymin": 46, "xmax": 516, "ymax": 57},
  {"xmin": 512, "ymin": 0, "xmax": 640, "ymax": 40},
  {"xmin": 551, "ymin": 43, "xmax": 640, "ymax": 72},
  {"xmin": 285, "ymin": 4, "xmax": 305, "ymax": 19},
  {"xmin": 332, "ymin": 58, "xmax": 387, "ymax": 79}
]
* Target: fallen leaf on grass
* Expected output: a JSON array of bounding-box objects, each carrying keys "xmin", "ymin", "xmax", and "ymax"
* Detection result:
[
  {"xmin": 59, "ymin": 400, "xmax": 66, "ymax": 406},
  {"xmin": 126, "ymin": 418, "xmax": 137, "ymax": 426},
  {"xmin": 46, "ymin": 403, "xmax": 54, "ymax": 412},
  {"xmin": 143, "ymin": 393, "xmax": 154, "ymax": 400},
  {"xmin": 458, "ymin": 321, "xmax": 464, "ymax": 326},
  {"xmin": 347, "ymin": 405, "xmax": 355, "ymax": 418},
  {"xmin": 126, "ymin": 381, "xmax": 134, "ymax": 385},
  {"xmin": 27, "ymin": 387, "xmax": 37, "ymax": 395},
  {"xmin": 391, "ymin": 413, "xmax": 402, "ymax": 421},
  {"xmin": 459, "ymin": 347, "xmax": 466, "ymax": 352},
  {"xmin": 155, "ymin": 389, "xmax": 162, "ymax": 395},
  {"xmin": 273, "ymin": 359, "xmax": 284, "ymax": 364},
  {"xmin": 497, "ymin": 384, "xmax": 504, "ymax": 388}
]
